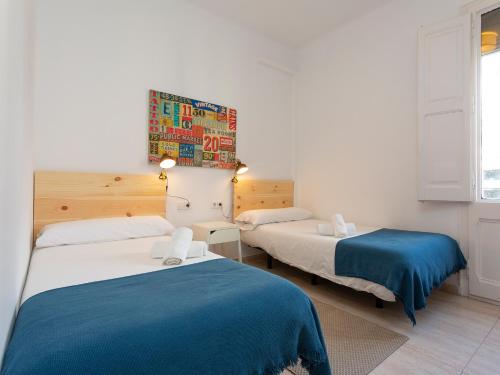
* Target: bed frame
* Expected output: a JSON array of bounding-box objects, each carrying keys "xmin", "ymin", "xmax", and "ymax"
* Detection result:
[
  {"xmin": 233, "ymin": 179, "xmax": 294, "ymax": 219},
  {"xmin": 33, "ymin": 171, "xmax": 166, "ymax": 240},
  {"xmin": 233, "ymin": 178, "xmax": 294, "ymax": 269},
  {"xmin": 233, "ymin": 179, "xmax": 295, "ymax": 272},
  {"xmin": 233, "ymin": 178, "xmax": 385, "ymax": 309}
]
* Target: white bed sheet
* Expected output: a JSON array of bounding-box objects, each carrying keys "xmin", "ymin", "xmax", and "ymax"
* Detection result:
[
  {"xmin": 22, "ymin": 236, "xmax": 222, "ymax": 303},
  {"xmin": 240, "ymin": 219, "xmax": 396, "ymax": 302}
]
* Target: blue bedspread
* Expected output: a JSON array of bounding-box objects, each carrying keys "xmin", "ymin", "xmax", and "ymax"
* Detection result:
[
  {"xmin": 335, "ymin": 229, "xmax": 467, "ymax": 324},
  {"xmin": 1, "ymin": 259, "xmax": 330, "ymax": 375}
]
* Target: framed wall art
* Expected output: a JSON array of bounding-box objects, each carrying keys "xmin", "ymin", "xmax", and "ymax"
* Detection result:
[{"xmin": 148, "ymin": 90, "xmax": 237, "ymax": 169}]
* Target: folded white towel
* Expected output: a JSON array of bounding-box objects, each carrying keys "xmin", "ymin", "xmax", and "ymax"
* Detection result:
[
  {"xmin": 346, "ymin": 222, "xmax": 357, "ymax": 236},
  {"xmin": 151, "ymin": 240, "xmax": 208, "ymax": 259},
  {"xmin": 151, "ymin": 241, "xmax": 169, "ymax": 259},
  {"xmin": 187, "ymin": 241, "xmax": 208, "ymax": 258},
  {"xmin": 317, "ymin": 221, "xmax": 357, "ymax": 237},
  {"xmin": 333, "ymin": 214, "xmax": 348, "ymax": 238},
  {"xmin": 162, "ymin": 227, "xmax": 192, "ymax": 266}
]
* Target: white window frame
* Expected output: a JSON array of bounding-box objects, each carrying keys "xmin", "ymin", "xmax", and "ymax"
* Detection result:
[{"xmin": 467, "ymin": 0, "xmax": 500, "ymax": 203}]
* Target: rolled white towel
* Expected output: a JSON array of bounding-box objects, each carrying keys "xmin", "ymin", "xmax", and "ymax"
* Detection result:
[
  {"xmin": 151, "ymin": 240, "xmax": 208, "ymax": 259},
  {"xmin": 333, "ymin": 214, "xmax": 348, "ymax": 238},
  {"xmin": 162, "ymin": 227, "xmax": 192, "ymax": 266}
]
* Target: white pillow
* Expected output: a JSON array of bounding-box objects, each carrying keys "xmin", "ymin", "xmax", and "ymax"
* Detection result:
[
  {"xmin": 36, "ymin": 216, "xmax": 175, "ymax": 248},
  {"xmin": 235, "ymin": 207, "xmax": 312, "ymax": 230}
]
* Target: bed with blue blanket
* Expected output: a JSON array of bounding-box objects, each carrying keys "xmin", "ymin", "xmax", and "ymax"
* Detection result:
[
  {"xmin": 335, "ymin": 229, "xmax": 467, "ymax": 324},
  {"xmin": 241, "ymin": 220, "xmax": 467, "ymax": 325},
  {"xmin": 1, "ymin": 246, "xmax": 331, "ymax": 375}
]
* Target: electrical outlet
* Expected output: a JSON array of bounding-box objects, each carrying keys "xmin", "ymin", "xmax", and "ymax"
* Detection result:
[{"xmin": 211, "ymin": 201, "xmax": 222, "ymax": 209}]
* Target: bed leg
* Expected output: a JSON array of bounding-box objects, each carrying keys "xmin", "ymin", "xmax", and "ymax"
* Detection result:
[
  {"xmin": 375, "ymin": 297, "xmax": 384, "ymax": 309},
  {"xmin": 311, "ymin": 274, "xmax": 319, "ymax": 285},
  {"xmin": 266, "ymin": 254, "xmax": 273, "ymax": 269}
]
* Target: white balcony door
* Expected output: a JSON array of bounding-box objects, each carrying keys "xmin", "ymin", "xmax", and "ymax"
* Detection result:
[{"xmin": 469, "ymin": 4, "xmax": 500, "ymax": 301}]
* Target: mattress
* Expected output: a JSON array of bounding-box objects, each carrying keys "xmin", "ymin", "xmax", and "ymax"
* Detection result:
[
  {"xmin": 22, "ymin": 236, "xmax": 222, "ymax": 303},
  {"xmin": 240, "ymin": 219, "xmax": 396, "ymax": 301}
]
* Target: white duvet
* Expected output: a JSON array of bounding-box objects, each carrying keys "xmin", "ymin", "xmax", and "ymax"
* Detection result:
[
  {"xmin": 22, "ymin": 236, "xmax": 222, "ymax": 304},
  {"xmin": 240, "ymin": 219, "xmax": 396, "ymax": 302}
]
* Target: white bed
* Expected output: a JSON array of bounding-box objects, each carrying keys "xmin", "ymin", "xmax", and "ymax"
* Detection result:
[
  {"xmin": 240, "ymin": 219, "xmax": 396, "ymax": 302},
  {"xmin": 22, "ymin": 236, "xmax": 222, "ymax": 303},
  {"xmin": 9, "ymin": 172, "xmax": 332, "ymax": 375}
]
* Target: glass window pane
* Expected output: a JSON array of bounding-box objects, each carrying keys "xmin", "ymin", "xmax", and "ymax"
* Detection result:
[{"xmin": 481, "ymin": 8, "xmax": 500, "ymax": 199}]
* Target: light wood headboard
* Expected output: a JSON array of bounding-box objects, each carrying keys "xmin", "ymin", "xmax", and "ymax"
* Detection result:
[
  {"xmin": 34, "ymin": 171, "xmax": 166, "ymax": 239},
  {"xmin": 233, "ymin": 179, "xmax": 294, "ymax": 219}
]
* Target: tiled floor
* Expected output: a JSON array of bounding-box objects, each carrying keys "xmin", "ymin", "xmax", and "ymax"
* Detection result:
[{"xmin": 244, "ymin": 255, "xmax": 500, "ymax": 375}]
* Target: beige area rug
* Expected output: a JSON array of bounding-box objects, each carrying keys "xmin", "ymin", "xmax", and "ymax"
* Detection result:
[{"xmin": 289, "ymin": 300, "xmax": 408, "ymax": 375}]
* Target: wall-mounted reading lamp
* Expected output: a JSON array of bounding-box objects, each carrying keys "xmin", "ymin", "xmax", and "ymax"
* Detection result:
[
  {"xmin": 231, "ymin": 159, "xmax": 249, "ymax": 183},
  {"xmin": 158, "ymin": 153, "xmax": 176, "ymax": 191}
]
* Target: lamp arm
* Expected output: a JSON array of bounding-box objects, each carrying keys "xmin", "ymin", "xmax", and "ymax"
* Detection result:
[{"xmin": 167, "ymin": 194, "xmax": 191, "ymax": 208}]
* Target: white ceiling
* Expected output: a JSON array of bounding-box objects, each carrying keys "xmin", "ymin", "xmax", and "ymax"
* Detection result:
[{"xmin": 187, "ymin": 0, "xmax": 389, "ymax": 47}]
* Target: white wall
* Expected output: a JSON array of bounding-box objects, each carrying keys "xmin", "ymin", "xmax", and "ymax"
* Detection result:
[
  {"xmin": 296, "ymin": 0, "xmax": 471, "ymax": 266},
  {"xmin": 33, "ymin": 0, "xmax": 296, "ymax": 239},
  {"xmin": 0, "ymin": 0, "xmax": 34, "ymax": 365}
]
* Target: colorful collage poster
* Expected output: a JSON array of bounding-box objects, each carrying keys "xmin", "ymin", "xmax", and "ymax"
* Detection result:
[{"xmin": 148, "ymin": 90, "xmax": 237, "ymax": 169}]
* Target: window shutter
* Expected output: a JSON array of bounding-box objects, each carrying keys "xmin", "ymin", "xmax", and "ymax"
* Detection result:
[{"xmin": 418, "ymin": 15, "xmax": 472, "ymax": 201}]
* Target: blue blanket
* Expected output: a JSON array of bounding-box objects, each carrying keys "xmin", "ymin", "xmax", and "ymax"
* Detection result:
[
  {"xmin": 1, "ymin": 259, "xmax": 330, "ymax": 375},
  {"xmin": 335, "ymin": 229, "xmax": 467, "ymax": 324}
]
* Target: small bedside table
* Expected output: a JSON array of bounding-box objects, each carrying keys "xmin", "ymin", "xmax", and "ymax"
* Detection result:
[{"xmin": 192, "ymin": 221, "xmax": 242, "ymax": 262}]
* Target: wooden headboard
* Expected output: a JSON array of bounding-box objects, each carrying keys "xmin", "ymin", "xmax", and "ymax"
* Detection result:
[
  {"xmin": 233, "ymin": 179, "xmax": 294, "ymax": 219},
  {"xmin": 34, "ymin": 171, "xmax": 166, "ymax": 239}
]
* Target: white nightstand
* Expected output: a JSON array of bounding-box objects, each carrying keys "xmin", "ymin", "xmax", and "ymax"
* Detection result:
[{"xmin": 192, "ymin": 221, "xmax": 242, "ymax": 262}]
